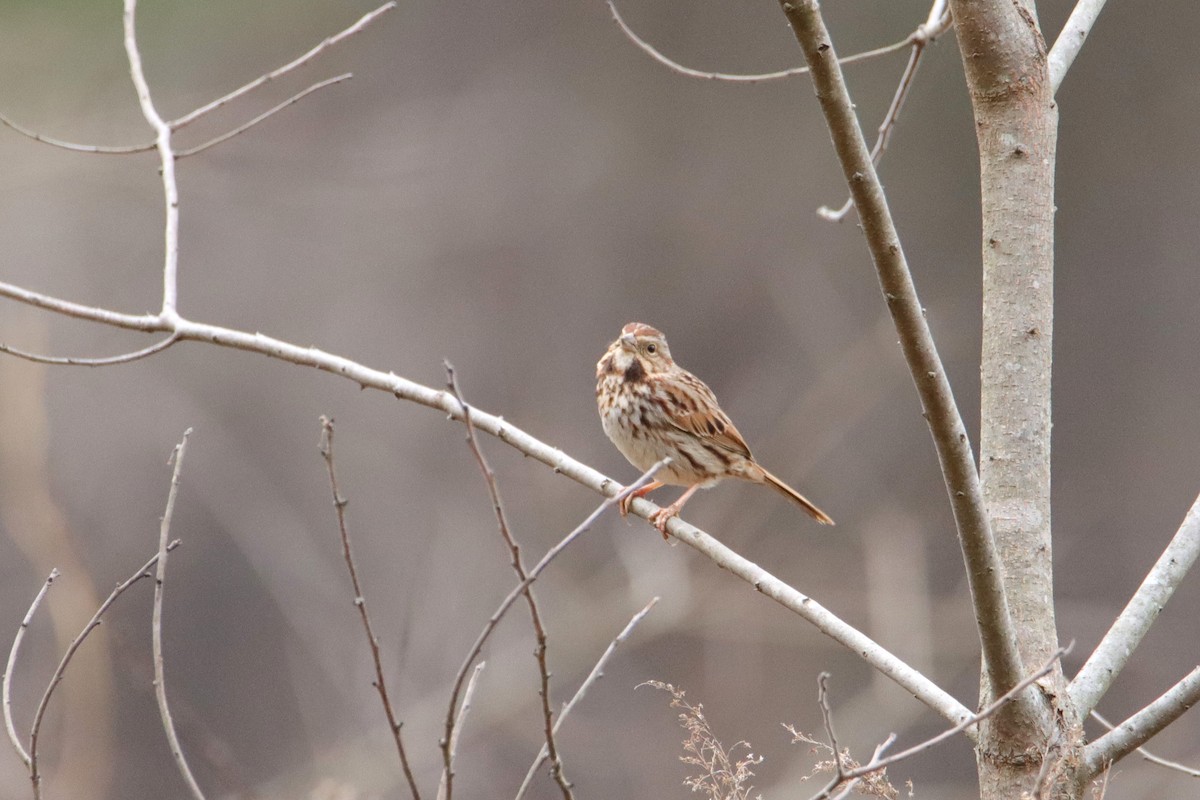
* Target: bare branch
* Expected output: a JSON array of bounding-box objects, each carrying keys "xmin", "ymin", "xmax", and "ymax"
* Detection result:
[
  {"xmin": 27, "ymin": 543, "xmax": 180, "ymax": 797},
  {"xmin": 0, "ymin": 334, "xmax": 179, "ymax": 366},
  {"xmin": 319, "ymin": 417, "xmax": 421, "ymax": 800},
  {"xmin": 515, "ymin": 597, "xmax": 660, "ymax": 800},
  {"xmin": 4, "ymin": 570, "xmax": 58, "ymax": 771},
  {"xmin": 773, "ymin": 0, "xmax": 1025, "ymax": 701},
  {"xmin": 0, "ymin": 281, "xmax": 972, "ymax": 727},
  {"xmin": 818, "ymin": 1, "xmax": 951, "ymax": 221},
  {"xmin": 150, "ymin": 429, "xmax": 205, "ymax": 800},
  {"xmin": 0, "ymin": 111, "xmax": 154, "ymax": 153},
  {"xmin": 1084, "ymin": 666, "xmax": 1200, "ymax": 778},
  {"xmin": 440, "ymin": 460, "xmax": 668, "ymax": 800},
  {"xmin": 1048, "ymin": 0, "xmax": 1109, "ymax": 94},
  {"xmin": 436, "ymin": 662, "xmax": 485, "ymax": 800},
  {"xmin": 1070, "ymin": 492, "xmax": 1200, "ymax": 718},
  {"xmin": 124, "ymin": 0, "xmax": 181, "ymax": 316},
  {"xmin": 607, "ymin": 0, "xmax": 913, "ymax": 84},
  {"xmin": 169, "ymin": 3, "xmax": 396, "ymax": 131},
  {"xmin": 176, "ymin": 74, "xmax": 353, "ymax": 159},
  {"xmin": 1091, "ymin": 711, "xmax": 1200, "ymax": 779},
  {"xmin": 446, "ymin": 362, "xmax": 572, "ymax": 800},
  {"xmin": 805, "ymin": 645, "xmax": 1070, "ymax": 800}
]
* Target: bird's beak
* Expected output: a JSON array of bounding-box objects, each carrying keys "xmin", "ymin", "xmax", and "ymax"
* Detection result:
[{"xmin": 619, "ymin": 333, "xmax": 637, "ymax": 350}]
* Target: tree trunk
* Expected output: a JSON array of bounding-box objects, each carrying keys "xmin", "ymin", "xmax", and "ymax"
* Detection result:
[{"xmin": 947, "ymin": 1, "xmax": 1081, "ymax": 796}]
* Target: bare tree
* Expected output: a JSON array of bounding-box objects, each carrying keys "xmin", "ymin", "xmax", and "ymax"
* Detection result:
[{"xmin": 2, "ymin": 1, "xmax": 1198, "ymax": 799}]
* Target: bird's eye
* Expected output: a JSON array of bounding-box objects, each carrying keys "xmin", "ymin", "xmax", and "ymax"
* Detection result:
[{"xmin": 645, "ymin": 343, "xmax": 657, "ymax": 354}]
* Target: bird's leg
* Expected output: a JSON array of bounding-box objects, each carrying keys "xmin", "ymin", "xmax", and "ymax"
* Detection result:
[
  {"xmin": 620, "ymin": 480, "xmax": 664, "ymax": 516},
  {"xmin": 650, "ymin": 484, "xmax": 703, "ymax": 539}
]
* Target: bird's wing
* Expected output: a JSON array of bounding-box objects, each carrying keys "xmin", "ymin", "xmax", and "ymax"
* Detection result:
[{"xmin": 662, "ymin": 371, "xmax": 754, "ymax": 460}]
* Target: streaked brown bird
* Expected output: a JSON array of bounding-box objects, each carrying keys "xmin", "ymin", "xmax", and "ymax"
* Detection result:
[{"xmin": 596, "ymin": 322, "xmax": 834, "ymax": 536}]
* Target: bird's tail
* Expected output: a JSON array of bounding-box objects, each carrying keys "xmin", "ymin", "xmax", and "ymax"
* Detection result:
[{"xmin": 760, "ymin": 468, "xmax": 835, "ymax": 526}]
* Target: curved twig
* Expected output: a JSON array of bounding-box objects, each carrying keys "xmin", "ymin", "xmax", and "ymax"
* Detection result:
[
  {"xmin": 177, "ymin": 75, "xmax": 352, "ymax": 159},
  {"xmin": 607, "ymin": 0, "xmax": 912, "ymax": 83},
  {"xmin": 4, "ymin": 570, "xmax": 59, "ymax": 771},
  {"xmin": 0, "ymin": 112, "xmax": 154, "ymax": 154},
  {"xmin": 0, "ymin": 334, "xmax": 179, "ymax": 366},
  {"xmin": 27, "ymin": 544, "xmax": 180, "ymax": 795},
  {"xmin": 149, "ymin": 428, "xmax": 205, "ymax": 800}
]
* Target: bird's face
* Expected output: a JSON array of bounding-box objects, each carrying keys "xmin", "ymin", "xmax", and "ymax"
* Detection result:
[{"xmin": 603, "ymin": 322, "xmax": 673, "ymax": 380}]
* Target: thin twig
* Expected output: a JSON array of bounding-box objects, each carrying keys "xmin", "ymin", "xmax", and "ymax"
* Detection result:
[
  {"xmin": 818, "ymin": 1, "xmax": 951, "ymax": 221},
  {"xmin": 0, "ymin": 334, "xmax": 179, "ymax": 366},
  {"xmin": 0, "ymin": 279, "xmax": 973, "ymax": 728},
  {"xmin": 828, "ymin": 735, "xmax": 897, "ymax": 800},
  {"xmin": 28, "ymin": 543, "xmax": 180, "ymax": 796},
  {"xmin": 1069, "ymin": 492, "xmax": 1200, "ymax": 718},
  {"xmin": 1091, "ymin": 711, "xmax": 1200, "ymax": 778},
  {"xmin": 445, "ymin": 362, "xmax": 572, "ymax": 800},
  {"xmin": 4, "ymin": 570, "xmax": 59, "ymax": 770},
  {"xmin": 439, "ymin": 460, "xmax": 668, "ymax": 800},
  {"xmin": 607, "ymin": 0, "xmax": 912, "ymax": 83},
  {"xmin": 775, "ymin": 0, "xmax": 1026, "ymax": 704},
  {"xmin": 150, "ymin": 429, "xmax": 205, "ymax": 800},
  {"xmin": 805, "ymin": 645, "xmax": 1070, "ymax": 800},
  {"xmin": 436, "ymin": 662, "xmax": 485, "ymax": 800},
  {"xmin": 1047, "ymin": 0, "xmax": 1109, "ymax": 94},
  {"xmin": 1084, "ymin": 666, "xmax": 1200, "ymax": 778},
  {"xmin": 124, "ymin": 0, "xmax": 181, "ymax": 316},
  {"xmin": 319, "ymin": 417, "xmax": 421, "ymax": 800},
  {"xmin": 0, "ymin": 111, "xmax": 154, "ymax": 153},
  {"xmin": 177, "ymin": 74, "xmax": 352, "ymax": 159},
  {"xmin": 515, "ymin": 597, "xmax": 660, "ymax": 800},
  {"xmin": 169, "ymin": 3, "xmax": 396, "ymax": 131},
  {"xmin": 808, "ymin": 672, "xmax": 848, "ymax": 800}
]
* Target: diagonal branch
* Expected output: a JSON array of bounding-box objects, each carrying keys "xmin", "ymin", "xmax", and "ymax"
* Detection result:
[
  {"xmin": 1070, "ymin": 492, "xmax": 1200, "ymax": 718},
  {"xmin": 438, "ymin": 461, "xmax": 667, "ymax": 800},
  {"xmin": 818, "ymin": 0, "xmax": 952, "ymax": 221},
  {"xmin": 0, "ymin": 282, "xmax": 973, "ymax": 729},
  {"xmin": 1047, "ymin": 0, "xmax": 1109, "ymax": 94},
  {"xmin": 1091, "ymin": 711, "xmax": 1200, "ymax": 779},
  {"xmin": 806, "ymin": 645, "xmax": 1069, "ymax": 800},
  {"xmin": 319, "ymin": 418, "xmax": 421, "ymax": 800},
  {"xmin": 169, "ymin": 3, "xmax": 396, "ymax": 131},
  {"xmin": 773, "ymin": 0, "xmax": 1025, "ymax": 699},
  {"xmin": 176, "ymin": 75, "xmax": 352, "ymax": 159},
  {"xmin": 1083, "ymin": 666, "xmax": 1200, "ymax": 778},
  {"xmin": 27, "ymin": 542, "xmax": 179, "ymax": 797},
  {"xmin": 515, "ymin": 597, "xmax": 659, "ymax": 800},
  {"xmin": 445, "ymin": 363, "xmax": 572, "ymax": 800}
]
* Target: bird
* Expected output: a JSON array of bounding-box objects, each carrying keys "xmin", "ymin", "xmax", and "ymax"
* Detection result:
[{"xmin": 595, "ymin": 322, "xmax": 833, "ymax": 536}]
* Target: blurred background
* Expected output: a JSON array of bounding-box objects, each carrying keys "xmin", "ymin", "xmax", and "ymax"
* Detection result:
[{"xmin": 1, "ymin": 1, "xmax": 1198, "ymax": 798}]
